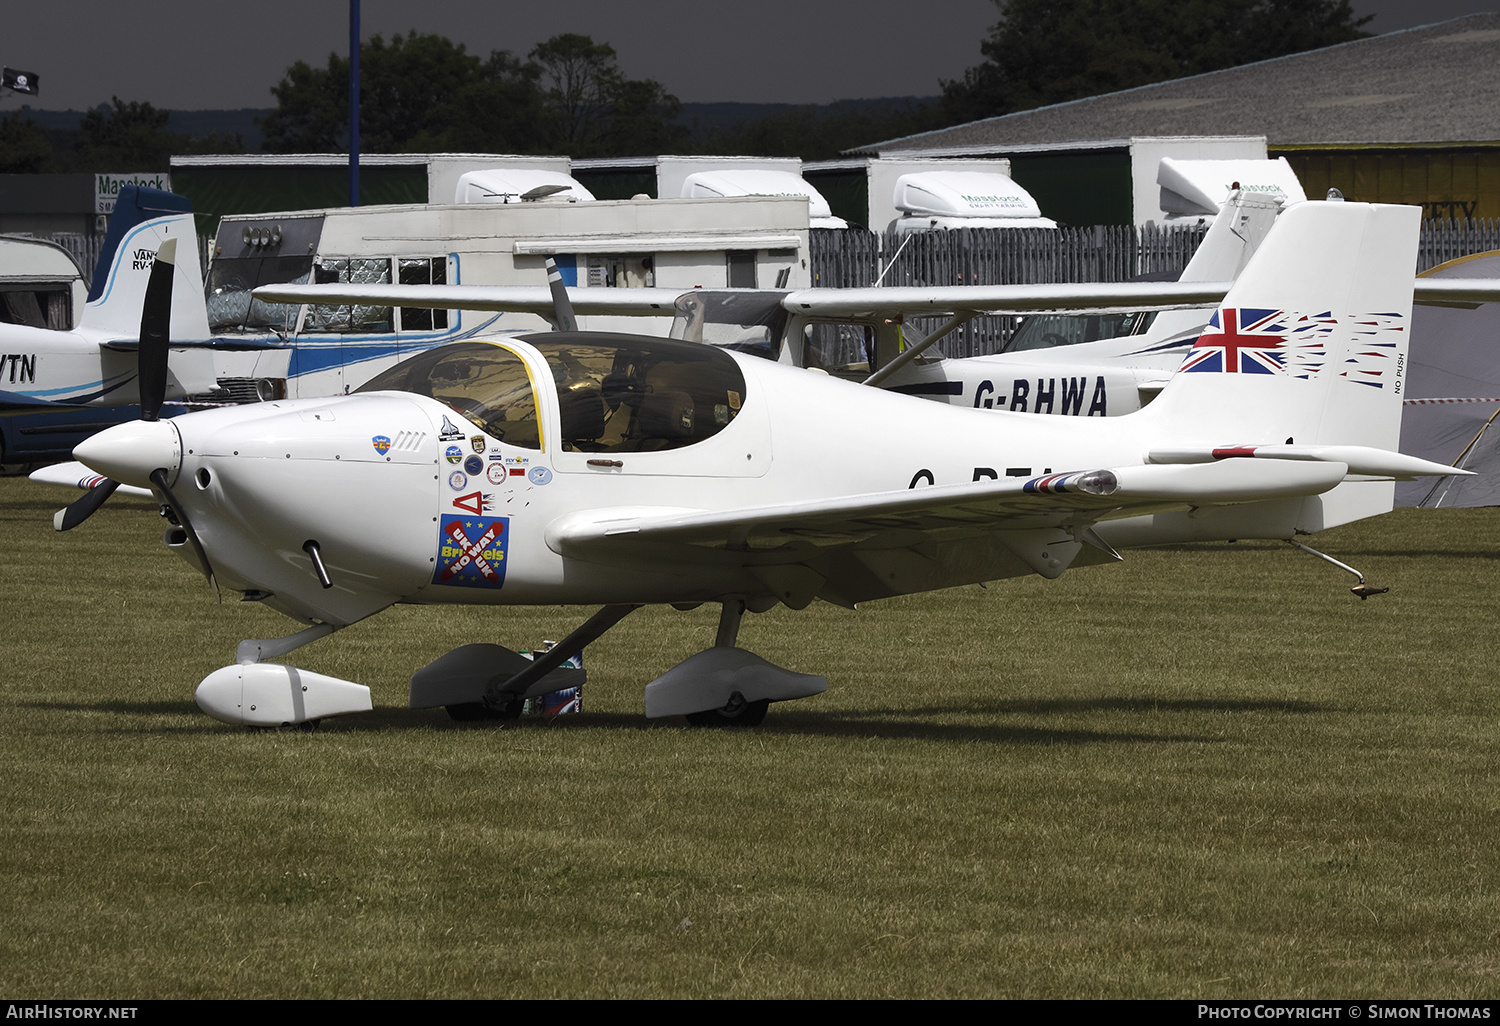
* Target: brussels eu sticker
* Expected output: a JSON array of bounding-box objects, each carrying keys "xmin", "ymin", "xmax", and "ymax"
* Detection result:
[{"xmin": 434, "ymin": 516, "xmax": 509, "ymax": 588}]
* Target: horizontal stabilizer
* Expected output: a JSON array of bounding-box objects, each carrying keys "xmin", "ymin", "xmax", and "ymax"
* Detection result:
[
  {"xmin": 1147, "ymin": 444, "xmax": 1472, "ymax": 480},
  {"xmin": 29, "ymin": 461, "xmax": 152, "ymax": 497}
]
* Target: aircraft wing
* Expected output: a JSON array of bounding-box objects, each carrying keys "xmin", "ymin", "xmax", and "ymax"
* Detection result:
[
  {"xmin": 252, "ymin": 283, "xmax": 687, "ymax": 316},
  {"xmin": 546, "ymin": 459, "xmax": 1349, "ymax": 605},
  {"xmin": 784, "ymin": 278, "xmax": 1500, "ymax": 319},
  {"xmin": 777, "ymin": 281, "xmax": 1236, "ymax": 319},
  {"xmin": 252, "ymin": 278, "xmax": 1500, "ymax": 326}
]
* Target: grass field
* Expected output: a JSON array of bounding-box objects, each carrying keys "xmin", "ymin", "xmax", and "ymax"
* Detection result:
[{"xmin": 2, "ymin": 475, "xmax": 1497, "ymax": 998}]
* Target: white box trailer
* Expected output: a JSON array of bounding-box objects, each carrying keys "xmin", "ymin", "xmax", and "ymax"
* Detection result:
[
  {"xmin": 679, "ymin": 169, "xmax": 849, "ymax": 229},
  {"xmin": 887, "ymin": 171, "xmax": 1057, "ymax": 234},
  {"xmin": 1156, "ymin": 157, "xmax": 1306, "ymax": 224}
]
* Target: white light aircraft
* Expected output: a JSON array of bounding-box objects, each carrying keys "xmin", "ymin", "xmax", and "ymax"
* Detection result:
[
  {"xmin": 60, "ymin": 200, "xmax": 1473, "ymax": 729},
  {"xmin": 0, "ymin": 186, "xmax": 214, "ymax": 414}
]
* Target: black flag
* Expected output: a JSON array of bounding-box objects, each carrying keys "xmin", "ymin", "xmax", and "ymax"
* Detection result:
[{"xmin": 2, "ymin": 68, "xmax": 40, "ymax": 96}]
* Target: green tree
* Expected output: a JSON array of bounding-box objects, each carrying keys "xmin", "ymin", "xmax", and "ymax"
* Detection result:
[
  {"xmin": 260, "ymin": 32, "xmax": 552, "ymax": 154},
  {"xmin": 77, "ymin": 97, "xmax": 181, "ymax": 171},
  {"xmin": 0, "ymin": 112, "xmax": 53, "ymax": 172},
  {"xmin": 943, "ymin": 0, "xmax": 1372, "ymax": 123},
  {"xmin": 529, "ymin": 34, "xmax": 687, "ymax": 156}
]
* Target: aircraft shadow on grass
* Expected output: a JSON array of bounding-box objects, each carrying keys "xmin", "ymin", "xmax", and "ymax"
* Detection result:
[{"xmin": 29, "ymin": 695, "xmax": 1337, "ymax": 746}]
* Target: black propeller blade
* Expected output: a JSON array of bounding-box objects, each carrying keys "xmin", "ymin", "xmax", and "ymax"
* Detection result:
[
  {"xmin": 53, "ymin": 478, "xmax": 120, "ymax": 532},
  {"xmin": 137, "ymin": 236, "xmax": 176, "ymax": 422},
  {"xmin": 53, "ymin": 236, "xmax": 177, "ymax": 532},
  {"xmin": 545, "ymin": 256, "xmax": 578, "ymax": 332},
  {"xmin": 150, "ymin": 467, "xmax": 219, "ymax": 601}
]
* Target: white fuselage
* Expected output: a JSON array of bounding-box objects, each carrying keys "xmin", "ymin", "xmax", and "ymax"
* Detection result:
[{"xmin": 149, "ymin": 338, "xmax": 1338, "ymax": 628}]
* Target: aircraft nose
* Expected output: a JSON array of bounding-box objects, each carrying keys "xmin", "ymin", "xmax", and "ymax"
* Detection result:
[{"xmin": 73, "ymin": 419, "xmax": 182, "ymax": 490}]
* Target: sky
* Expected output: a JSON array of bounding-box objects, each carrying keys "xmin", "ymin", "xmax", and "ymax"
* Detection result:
[{"xmin": 1, "ymin": 0, "xmax": 1495, "ymax": 113}]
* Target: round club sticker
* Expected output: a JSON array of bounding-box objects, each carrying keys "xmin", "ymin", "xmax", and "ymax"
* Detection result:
[
  {"xmin": 487, "ymin": 463, "xmax": 507, "ymax": 484},
  {"xmin": 464, "ymin": 455, "xmax": 484, "ymax": 476},
  {"xmin": 528, "ymin": 466, "xmax": 552, "ymax": 485},
  {"xmin": 449, "ymin": 471, "xmax": 468, "ymax": 490},
  {"xmin": 445, "ymin": 445, "xmax": 463, "ymax": 464}
]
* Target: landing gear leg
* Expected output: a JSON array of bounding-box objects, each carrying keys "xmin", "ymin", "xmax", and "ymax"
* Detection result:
[{"xmin": 684, "ymin": 601, "xmax": 769, "ymax": 728}]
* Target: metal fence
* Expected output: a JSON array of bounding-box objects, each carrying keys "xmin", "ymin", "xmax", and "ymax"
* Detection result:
[
  {"xmin": 1417, "ymin": 219, "xmax": 1500, "ymax": 271},
  {"xmin": 810, "ymin": 225, "xmax": 1211, "ymax": 358},
  {"xmin": 808, "ymin": 220, "xmax": 1500, "ymax": 359}
]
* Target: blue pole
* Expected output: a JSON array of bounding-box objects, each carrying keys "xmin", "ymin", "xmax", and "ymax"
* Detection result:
[{"xmin": 349, "ymin": 0, "xmax": 360, "ymax": 207}]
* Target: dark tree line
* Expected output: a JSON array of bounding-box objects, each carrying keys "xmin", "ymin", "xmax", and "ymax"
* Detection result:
[
  {"xmin": 2, "ymin": 4, "xmax": 1376, "ymax": 174},
  {"xmin": 260, "ymin": 32, "xmax": 688, "ymax": 158},
  {"xmin": 0, "ymin": 99, "xmax": 242, "ymax": 174}
]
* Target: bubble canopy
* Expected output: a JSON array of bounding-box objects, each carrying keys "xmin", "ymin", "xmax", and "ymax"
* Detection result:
[{"xmin": 357, "ymin": 335, "xmax": 749, "ymax": 454}]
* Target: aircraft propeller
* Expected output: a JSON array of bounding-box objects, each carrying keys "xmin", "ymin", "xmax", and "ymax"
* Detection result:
[{"xmin": 51, "ymin": 239, "xmax": 198, "ymax": 563}]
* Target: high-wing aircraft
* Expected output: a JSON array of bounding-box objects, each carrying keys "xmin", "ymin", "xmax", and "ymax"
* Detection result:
[
  {"xmin": 254, "ymin": 190, "xmax": 1500, "ymax": 424},
  {"xmin": 61, "ymin": 200, "xmax": 1470, "ymax": 730}
]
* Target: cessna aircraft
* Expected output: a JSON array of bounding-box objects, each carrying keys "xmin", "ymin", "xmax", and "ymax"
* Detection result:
[
  {"xmin": 56, "ymin": 199, "xmax": 1473, "ymax": 730},
  {"xmin": 253, "ymin": 189, "xmax": 1500, "ymax": 424}
]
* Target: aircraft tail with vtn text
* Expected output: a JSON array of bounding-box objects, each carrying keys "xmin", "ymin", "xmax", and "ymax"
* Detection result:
[
  {"xmin": 1136, "ymin": 199, "xmax": 1423, "ymax": 535},
  {"xmin": 77, "ymin": 185, "xmax": 211, "ymax": 343}
]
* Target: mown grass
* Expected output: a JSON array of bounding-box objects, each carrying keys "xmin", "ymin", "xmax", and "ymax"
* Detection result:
[{"xmin": 1, "ymin": 476, "xmax": 1497, "ymax": 998}]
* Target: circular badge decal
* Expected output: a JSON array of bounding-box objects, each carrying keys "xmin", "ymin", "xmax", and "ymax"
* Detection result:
[
  {"xmin": 449, "ymin": 471, "xmax": 468, "ymax": 490},
  {"xmin": 464, "ymin": 455, "xmax": 484, "ymax": 476},
  {"xmin": 445, "ymin": 445, "xmax": 463, "ymax": 464},
  {"xmin": 487, "ymin": 463, "xmax": 507, "ymax": 484},
  {"xmin": 527, "ymin": 466, "xmax": 553, "ymax": 485}
]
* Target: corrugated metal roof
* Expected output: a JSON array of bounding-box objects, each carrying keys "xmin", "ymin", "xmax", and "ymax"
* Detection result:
[{"xmin": 859, "ymin": 14, "xmax": 1500, "ymax": 154}]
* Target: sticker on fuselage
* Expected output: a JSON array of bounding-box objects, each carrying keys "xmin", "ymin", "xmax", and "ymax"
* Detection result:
[
  {"xmin": 435, "ymin": 516, "xmax": 509, "ymax": 589},
  {"xmin": 471, "ymin": 435, "xmax": 486, "ymax": 454},
  {"xmin": 448, "ymin": 471, "xmax": 468, "ymax": 490},
  {"xmin": 439, "ymin": 416, "xmax": 463, "ymax": 442},
  {"xmin": 445, "ymin": 445, "xmax": 463, "ymax": 464},
  {"xmin": 463, "ymin": 455, "xmax": 483, "ymax": 476},
  {"xmin": 452, "ymin": 491, "xmax": 494, "ymax": 515},
  {"xmin": 372, "ymin": 435, "xmax": 391, "ymax": 456},
  {"xmin": 486, "ymin": 463, "xmax": 507, "ymax": 484},
  {"xmin": 528, "ymin": 466, "xmax": 552, "ymax": 485}
]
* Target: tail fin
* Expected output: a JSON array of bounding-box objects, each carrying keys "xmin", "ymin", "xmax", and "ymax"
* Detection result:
[
  {"xmin": 1135, "ymin": 190, "xmax": 1281, "ymax": 348},
  {"xmin": 1143, "ymin": 200, "xmax": 1420, "ymax": 529},
  {"xmin": 79, "ymin": 186, "xmax": 211, "ymax": 342}
]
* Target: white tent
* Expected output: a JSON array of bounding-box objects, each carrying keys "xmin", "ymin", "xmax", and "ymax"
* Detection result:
[{"xmin": 1398, "ymin": 250, "xmax": 1500, "ymax": 507}]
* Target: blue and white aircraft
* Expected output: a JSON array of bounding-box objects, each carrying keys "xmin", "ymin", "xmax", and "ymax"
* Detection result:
[
  {"xmin": 0, "ymin": 187, "xmax": 214, "ymax": 410},
  {"xmin": 0, "ymin": 187, "xmax": 215, "ymax": 465}
]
